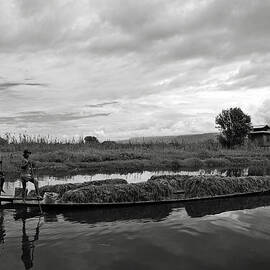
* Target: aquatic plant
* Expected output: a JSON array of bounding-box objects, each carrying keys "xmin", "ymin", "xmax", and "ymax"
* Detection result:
[
  {"xmin": 150, "ymin": 175, "xmax": 270, "ymax": 198},
  {"xmin": 183, "ymin": 176, "xmax": 270, "ymax": 198},
  {"xmin": 1, "ymin": 131, "xmax": 270, "ymax": 175},
  {"xmin": 61, "ymin": 181, "xmax": 175, "ymax": 203},
  {"xmin": 203, "ymin": 158, "xmax": 231, "ymax": 167},
  {"xmin": 28, "ymin": 178, "xmax": 127, "ymax": 197},
  {"xmin": 148, "ymin": 175, "xmax": 190, "ymax": 190},
  {"xmin": 60, "ymin": 175, "xmax": 270, "ymax": 203}
]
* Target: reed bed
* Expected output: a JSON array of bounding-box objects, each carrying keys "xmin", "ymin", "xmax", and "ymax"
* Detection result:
[
  {"xmin": 28, "ymin": 178, "xmax": 127, "ymax": 197},
  {"xmin": 2, "ymin": 133, "xmax": 270, "ymax": 175}
]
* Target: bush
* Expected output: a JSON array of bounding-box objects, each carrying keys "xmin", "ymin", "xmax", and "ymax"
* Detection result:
[
  {"xmin": 180, "ymin": 158, "xmax": 204, "ymax": 168},
  {"xmin": 196, "ymin": 150, "xmax": 212, "ymax": 159},
  {"xmin": 203, "ymin": 158, "xmax": 231, "ymax": 167},
  {"xmin": 226, "ymin": 156, "xmax": 251, "ymax": 165}
]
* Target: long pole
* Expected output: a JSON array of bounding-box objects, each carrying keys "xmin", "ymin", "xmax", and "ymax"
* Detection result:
[
  {"xmin": 35, "ymin": 168, "xmax": 43, "ymax": 215},
  {"xmin": 30, "ymin": 163, "xmax": 43, "ymax": 215},
  {"xmin": 0, "ymin": 159, "xmax": 3, "ymax": 196}
]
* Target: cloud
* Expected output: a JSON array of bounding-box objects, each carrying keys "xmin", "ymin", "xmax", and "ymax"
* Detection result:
[
  {"xmin": 0, "ymin": 0, "xmax": 270, "ymax": 139},
  {"xmin": 0, "ymin": 111, "xmax": 111, "ymax": 124},
  {"xmin": 82, "ymin": 0, "xmax": 270, "ymax": 64},
  {"xmin": 256, "ymin": 100, "xmax": 270, "ymax": 124},
  {"xmin": 86, "ymin": 101, "xmax": 119, "ymax": 108},
  {"xmin": 0, "ymin": 82, "xmax": 48, "ymax": 91},
  {"xmin": 0, "ymin": 0, "xmax": 269, "ymax": 61}
]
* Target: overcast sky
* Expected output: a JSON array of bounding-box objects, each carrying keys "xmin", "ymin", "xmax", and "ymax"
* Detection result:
[{"xmin": 0, "ymin": 0, "xmax": 270, "ymax": 141}]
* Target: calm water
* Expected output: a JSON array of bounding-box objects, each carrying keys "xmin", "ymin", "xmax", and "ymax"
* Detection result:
[
  {"xmin": 2, "ymin": 168, "xmax": 251, "ymax": 196},
  {"xmin": 1, "ymin": 194, "xmax": 270, "ymax": 270}
]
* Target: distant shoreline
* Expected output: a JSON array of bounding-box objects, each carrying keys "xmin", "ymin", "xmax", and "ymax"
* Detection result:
[{"xmin": 1, "ymin": 140, "xmax": 269, "ymax": 179}]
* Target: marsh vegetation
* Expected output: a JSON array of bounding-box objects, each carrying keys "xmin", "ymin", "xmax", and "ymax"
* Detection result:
[{"xmin": 1, "ymin": 133, "xmax": 270, "ymax": 177}]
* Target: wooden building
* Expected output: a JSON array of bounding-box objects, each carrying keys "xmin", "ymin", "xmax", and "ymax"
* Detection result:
[{"xmin": 249, "ymin": 125, "xmax": 270, "ymax": 147}]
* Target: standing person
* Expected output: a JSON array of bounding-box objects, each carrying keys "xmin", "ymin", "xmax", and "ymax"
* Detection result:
[
  {"xmin": 0, "ymin": 160, "xmax": 4, "ymax": 194},
  {"xmin": 21, "ymin": 150, "xmax": 41, "ymax": 201},
  {"xmin": 0, "ymin": 172, "xmax": 4, "ymax": 194}
]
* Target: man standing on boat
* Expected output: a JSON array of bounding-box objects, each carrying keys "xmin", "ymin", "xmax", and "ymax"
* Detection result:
[
  {"xmin": 0, "ymin": 160, "xmax": 5, "ymax": 194},
  {"xmin": 21, "ymin": 150, "xmax": 41, "ymax": 201}
]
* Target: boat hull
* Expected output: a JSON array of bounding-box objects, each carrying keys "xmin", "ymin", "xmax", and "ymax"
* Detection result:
[{"xmin": 1, "ymin": 189, "xmax": 270, "ymax": 210}]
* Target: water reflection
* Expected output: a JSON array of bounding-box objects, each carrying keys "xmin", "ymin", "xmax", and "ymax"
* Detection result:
[
  {"xmin": 21, "ymin": 218, "xmax": 40, "ymax": 269},
  {"xmin": 14, "ymin": 209, "xmax": 42, "ymax": 270},
  {"xmin": 185, "ymin": 194, "xmax": 270, "ymax": 218},
  {"xmin": 62, "ymin": 194, "xmax": 270, "ymax": 224},
  {"xmin": 62, "ymin": 204, "xmax": 180, "ymax": 225},
  {"xmin": 1, "ymin": 193, "xmax": 270, "ymax": 269},
  {"xmin": 0, "ymin": 209, "xmax": 5, "ymax": 244}
]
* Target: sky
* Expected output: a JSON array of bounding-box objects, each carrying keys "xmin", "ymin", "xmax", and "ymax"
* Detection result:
[{"xmin": 0, "ymin": 0, "xmax": 270, "ymax": 141}]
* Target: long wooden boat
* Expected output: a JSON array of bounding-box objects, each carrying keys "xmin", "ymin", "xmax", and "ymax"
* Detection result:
[{"xmin": 1, "ymin": 189, "xmax": 270, "ymax": 210}]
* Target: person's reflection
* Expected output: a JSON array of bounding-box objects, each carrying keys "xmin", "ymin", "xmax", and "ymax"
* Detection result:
[
  {"xmin": 0, "ymin": 209, "xmax": 5, "ymax": 244},
  {"xmin": 21, "ymin": 215, "xmax": 41, "ymax": 270}
]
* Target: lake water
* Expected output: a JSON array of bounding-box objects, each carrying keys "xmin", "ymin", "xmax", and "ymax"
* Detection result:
[
  {"xmin": 1, "ymin": 194, "xmax": 270, "ymax": 270},
  {"xmin": 2, "ymin": 168, "xmax": 252, "ymax": 196}
]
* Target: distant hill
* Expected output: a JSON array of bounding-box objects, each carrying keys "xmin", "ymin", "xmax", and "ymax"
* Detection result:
[{"xmin": 118, "ymin": 133, "xmax": 218, "ymax": 144}]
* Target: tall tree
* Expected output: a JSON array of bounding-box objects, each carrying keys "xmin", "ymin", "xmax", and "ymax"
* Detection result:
[{"xmin": 215, "ymin": 107, "xmax": 252, "ymax": 148}]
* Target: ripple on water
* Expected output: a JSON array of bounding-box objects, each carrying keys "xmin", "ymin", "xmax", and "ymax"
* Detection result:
[{"xmin": 1, "ymin": 201, "xmax": 270, "ymax": 269}]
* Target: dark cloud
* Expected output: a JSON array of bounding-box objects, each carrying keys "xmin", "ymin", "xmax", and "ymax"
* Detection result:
[
  {"xmin": 85, "ymin": 0, "xmax": 270, "ymax": 63},
  {"xmin": 1, "ymin": 0, "xmax": 269, "ymax": 62},
  {"xmin": 0, "ymin": 111, "xmax": 111, "ymax": 124},
  {"xmin": 0, "ymin": 82, "xmax": 48, "ymax": 91},
  {"xmin": 86, "ymin": 101, "xmax": 119, "ymax": 108}
]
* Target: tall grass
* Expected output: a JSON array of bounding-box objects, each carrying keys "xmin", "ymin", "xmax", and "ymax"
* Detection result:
[
  {"xmin": 1, "ymin": 133, "xmax": 270, "ymax": 174},
  {"xmin": 28, "ymin": 178, "xmax": 128, "ymax": 197}
]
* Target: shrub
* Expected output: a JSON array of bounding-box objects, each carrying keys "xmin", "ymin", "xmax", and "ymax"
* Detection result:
[
  {"xmin": 203, "ymin": 158, "xmax": 231, "ymax": 167},
  {"xmin": 180, "ymin": 158, "xmax": 204, "ymax": 168}
]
